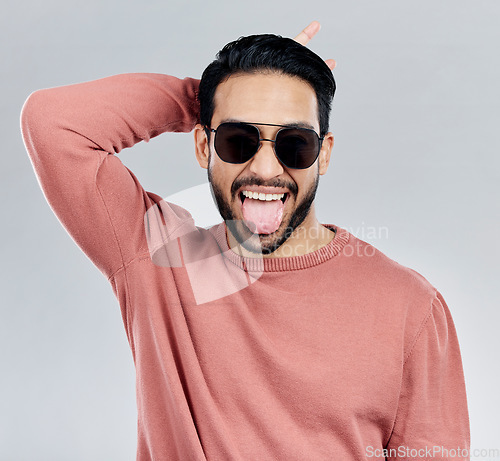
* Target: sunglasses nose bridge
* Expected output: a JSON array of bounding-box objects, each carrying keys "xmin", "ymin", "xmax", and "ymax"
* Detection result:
[
  {"xmin": 249, "ymin": 137, "xmax": 284, "ymax": 179},
  {"xmin": 257, "ymin": 137, "xmax": 278, "ymax": 156},
  {"xmin": 256, "ymin": 137, "xmax": 281, "ymax": 161}
]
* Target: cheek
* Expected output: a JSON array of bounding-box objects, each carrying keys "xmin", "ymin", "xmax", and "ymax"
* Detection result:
[
  {"xmin": 289, "ymin": 171, "xmax": 308, "ymax": 191},
  {"xmin": 291, "ymin": 168, "xmax": 318, "ymax": 197},
  {"xmin": 210, "ymin": 159, "xmax": 242, "ymax": 196}
]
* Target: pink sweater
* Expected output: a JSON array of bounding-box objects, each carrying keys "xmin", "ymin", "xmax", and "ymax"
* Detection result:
[{"xmin": 20, "ymin": 73, "xmax": 470, "ymax": 460}]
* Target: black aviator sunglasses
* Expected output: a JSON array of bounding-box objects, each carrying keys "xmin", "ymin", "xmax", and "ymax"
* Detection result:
[{"xmin": 205, "ymin": 122, "xmax": 324, "ymax": 170}]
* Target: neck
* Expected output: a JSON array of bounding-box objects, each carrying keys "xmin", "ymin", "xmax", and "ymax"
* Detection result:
[{"xmin": 226, "ymin": 207, "xmax": 336, "ymax": 259}]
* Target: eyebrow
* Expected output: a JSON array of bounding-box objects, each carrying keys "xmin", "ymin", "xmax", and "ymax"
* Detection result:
[{"xmin": 220, "ymin": 119, "xmax": 317, "ymax": 131}]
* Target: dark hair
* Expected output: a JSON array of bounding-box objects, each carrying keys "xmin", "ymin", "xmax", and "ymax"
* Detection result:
[{"xmin": 198, "ymin": 34, "xmax": 336, "ymax": 137}]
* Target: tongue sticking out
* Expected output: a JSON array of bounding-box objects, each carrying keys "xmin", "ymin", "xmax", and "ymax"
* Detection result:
[{"xmin": 241, "ymin": 197, "xmax": 284, "ymax": 234}]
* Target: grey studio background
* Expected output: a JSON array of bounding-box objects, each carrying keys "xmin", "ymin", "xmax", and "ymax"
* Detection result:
[{"xmin": 1, "ymin": 0, "xmax": 499, "ymax": 460}]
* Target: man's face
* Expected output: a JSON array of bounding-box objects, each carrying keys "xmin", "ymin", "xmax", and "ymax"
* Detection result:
[{"xmin": 195, "ymin": 72, "xmax": 332, "ymax": 255}]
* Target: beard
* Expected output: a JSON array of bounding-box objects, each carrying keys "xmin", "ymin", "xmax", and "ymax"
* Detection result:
[{"xmin": 208, "ymin": 161, "xmax": 319, "ymax": 255}]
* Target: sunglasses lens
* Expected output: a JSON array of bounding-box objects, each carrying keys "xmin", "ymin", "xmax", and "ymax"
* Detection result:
[
  {"xmin": 275, "ymin": 128, "xmax": 320, "ymax": 169},
  {"xmin": 214, "ymin": 123, "xmax": 259, "ymax": 164},
  {"xmin": 213, "ymin": 123, "xmax": 321, "ymax": 169}
]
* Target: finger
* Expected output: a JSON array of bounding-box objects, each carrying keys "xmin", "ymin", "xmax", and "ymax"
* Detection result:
[
  {"xmin": 293, "ymin": 21, "xmax": 321, "ymax": 46},
  {"xmin": 325, "ymin": 59, "xmax": 337, "ymax": 70}
]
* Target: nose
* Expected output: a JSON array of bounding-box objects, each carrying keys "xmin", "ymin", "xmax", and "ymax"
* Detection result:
[{"xmin": 248, "ymin": 139, "xmax": 284, "ymax": 180}]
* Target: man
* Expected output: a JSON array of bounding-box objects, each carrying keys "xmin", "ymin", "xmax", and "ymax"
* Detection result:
[{"xmin": 21, "ymin": 22, "xmax": 469, "ymax": 461}]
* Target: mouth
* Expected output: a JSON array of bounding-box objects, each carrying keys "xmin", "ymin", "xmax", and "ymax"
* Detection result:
[{"xmin": 237, "ymin": 189, "xmax": 290, "ymax": 235}]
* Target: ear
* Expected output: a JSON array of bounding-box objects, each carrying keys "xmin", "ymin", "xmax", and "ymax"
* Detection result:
[
  {"xmin": 318, "ymin": 132, "xmax": 334, "ymax": 175},
  {"xmin": 194, "ymin": 124, "xmax": 210, "ymax": 169}
]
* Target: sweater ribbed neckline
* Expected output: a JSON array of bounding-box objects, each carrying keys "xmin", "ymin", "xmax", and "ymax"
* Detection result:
[{"xmin": 212, "ymin": 222, "xmax": 350, "ymax": 272}]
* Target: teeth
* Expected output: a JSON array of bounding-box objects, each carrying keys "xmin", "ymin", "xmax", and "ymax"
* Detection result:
[{"xmin": 242, "ymin": 190, "xmax": 285, "ymax": 201}]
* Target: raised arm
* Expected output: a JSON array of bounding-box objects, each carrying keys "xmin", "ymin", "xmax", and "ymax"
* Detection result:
[
  {"xmin": 20, "ymin": 73, "xmax": 200, "ymax": 279},
  {"xmin": 20, "ymin": 22, "xmax": 332, "ymax": 281}
]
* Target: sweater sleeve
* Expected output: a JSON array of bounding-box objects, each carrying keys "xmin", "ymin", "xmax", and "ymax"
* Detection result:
[
  {"xmin": 386, "ymin": 291, "xmax": 470, "ymax": 460},
  {"xmin": 20, "ymin": 73, "xmax": 200, "ymax": 279}
]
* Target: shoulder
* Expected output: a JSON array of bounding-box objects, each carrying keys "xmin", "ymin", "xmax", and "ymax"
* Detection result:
[
  {"xmin": 336, "ymin": 226, "xmax": 442, "ymax": 332},
  {"xmin": 337, "ymin": 226, "xmax": 437, "ymax": 297},
  {"xmin": 340, "ymin": 228, "xmax": 456, "ymax": 358}
]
